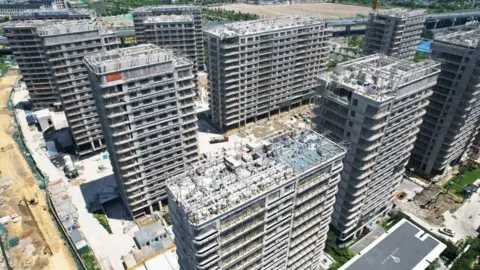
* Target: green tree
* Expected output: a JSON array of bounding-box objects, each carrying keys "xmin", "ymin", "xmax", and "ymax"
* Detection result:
[
  {"xmin": 421, "ymin": 29, "xmax": 434, "ymax": 40},
  {"xmin": 426, "ymin": 258, "xmax": 441, "ymax": 270}
]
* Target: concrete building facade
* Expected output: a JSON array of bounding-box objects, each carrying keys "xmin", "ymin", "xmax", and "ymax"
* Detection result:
[
  {"xmin": 364, "ymin": 9, "xmax": 426, "ymax": 60},
  {"xmin": 5, "ymin": 20, "xmax": 120, "ymax": 156},
  {"xmin": 132, "ymin": 6, "xmax": 204, "ymax": 72},
  {"xmin": 204, "ymin": 17, "xmax": 330, "ymax": 132},
  {"xmin": 0, "ymin": 0, "xmax": 66, "ymax": 17},
  {"xmin": 317, "ymin": 55, "xmax": 440, "ymax": 241},
  {"xmin": 409, "ymin": 27, "xmax": 480, "ymax": 177},
  {"xmin": 10, "ymin": 7, "xmax": 92, "ymax": 20},
  {"xmin": 167, "ymin": 130, "xmax": 345, "ymax": 270},
  {"xmin": 85, "ymin": 44, "xmax": 198, "ymax": 217}
]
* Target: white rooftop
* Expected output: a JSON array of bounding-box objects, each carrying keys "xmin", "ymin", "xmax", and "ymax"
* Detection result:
[
  {"xmin": 324, "ymin": 54, "xmax": 439, "ymax": 101},
  {"xmin": 84, "ymin": 44, "xmax": 192, "ymax": 75},
  {"xmin": 205, "ymin": 16, "xmax": 326, "ymax": 38},
  {"xmin": 374, "ymin": 8, "xmax": 426, "ymax": 18},
  {"xmin": 435, "ymin": 26, "xmax": 480, "ymax": 48},
  {"xmin": 167, "ymin": 130, "xmax": 344, "ymax": 225}
]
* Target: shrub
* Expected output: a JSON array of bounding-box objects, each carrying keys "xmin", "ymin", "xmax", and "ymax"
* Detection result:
[{"xmin": 93, "ymin": 213, "xmax": 112, "ymax": 234}]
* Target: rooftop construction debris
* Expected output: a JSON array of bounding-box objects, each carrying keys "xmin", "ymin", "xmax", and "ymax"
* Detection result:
[
  {"xmin": 84, "ymin": 43, "xmax": 191, "ymax": 74},
  {"xmin": 435, "ymin": 27, "xmax": 480, "ymax": 47},
  {"xmin": 144, "ymin": 14, "xmax": 194, "ymax": 23},
  {"xmin": 374, "ymin": 8, "xmax": 426, "ymax": 18},
  {"xmin": 323, "ymin": 54, "xmax": 440, "ymax": 101},
  {"xmin": 167, "ymin": 129, "xmax": 344, "ymax": 225},
  {"xmin": 205, "ymin": 16, "xmax": 327, "ymax": 38}
]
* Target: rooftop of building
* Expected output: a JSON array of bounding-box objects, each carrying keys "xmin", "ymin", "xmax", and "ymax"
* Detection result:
[
  {"xmin": 99, "ymin": 14, "xmax": 134, "ymax": 28},
  {"xmin": 167, "ymin": 129, "xmax": 345, "ymax": 225},
  {"xmin": 204, "ymin": 16, "xmax": 326, "ymax": 38},
  {"xmin": 134, "ymin": 222, "xmax": 172, "ymax": 247},
  {"xmin": 143, "ymin": 14, "xmax": 194, "ymax": 23},
  {"xmin": 373, "ymin": 8, "xmax": 426, "ymax": 18},
  {"xmin": 0, "ymin": 0, "xmax": 52, "ymax": 4},
  {"xmin": 3, "ymin": 19, "xmax": 115, "ymax": 35},
  {"xmin": 339, "ymin": 219, "xmax": 446, "ymax": 270},
  {"xmin": 322, "ymin": 54, "xmax": 439, "ymax": 101},
  {"xmin": 132, "ymin": 5, "xmax": 200, "ymax": 13},
  {"xmin": 435, "ymin": 25, "xmax": 480, "ymax": 48},
  {"xmin": 84, "ymin": 44, "xmax": 192, "ymax": 74},
  {"xmin": 16, "ymin": 7, "xmax": 91, "ymax": 16}
]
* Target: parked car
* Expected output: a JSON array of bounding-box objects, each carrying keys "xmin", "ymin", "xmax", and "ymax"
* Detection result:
[{"xmin": 438, "ymin": 228, "xmax": 455, "ymax": 237}]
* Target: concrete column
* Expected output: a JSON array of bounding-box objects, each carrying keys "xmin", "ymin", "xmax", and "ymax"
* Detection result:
[{"xmin": 451, "ymin": 18, "xmax": 457, "ymax": 27}]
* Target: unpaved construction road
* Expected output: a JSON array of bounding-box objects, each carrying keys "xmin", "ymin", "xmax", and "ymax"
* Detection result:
[
  {"xmin": 0, "ymin": 70, "xmax": 77, "ymax": 270},
  {"xmin": 210, "ymin": 3, "xmax": 373, "ymax": 19}
]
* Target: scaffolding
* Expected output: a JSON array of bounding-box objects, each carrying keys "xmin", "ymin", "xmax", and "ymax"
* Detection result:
[
  {"xmin": 326, "ymin": 54, "xmax": 440, "ymax": 101},
  {"xmin": 167, "ymin": 129, "xmax": 345, "ymax": 225},
  {"xmin": 143, "ymin": 14, "xmax": 194, "ymax": 23},
  {"xmin": 435, "ymin": 26, "xmax": 480, "ymax": 48},
  {"xmin": 205, "ymin": 16, "xmax": 327, "ymax": 38}
]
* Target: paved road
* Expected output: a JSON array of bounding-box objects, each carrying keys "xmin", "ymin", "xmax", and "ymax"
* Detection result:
[{"xmin": 442, "ymin": 191, "xmax": 480, "ymax": 242}]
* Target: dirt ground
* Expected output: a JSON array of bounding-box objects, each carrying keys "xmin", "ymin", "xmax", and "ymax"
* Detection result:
[
  {"xmin": 0, "ymin": 71, "xmax": 21, "ymax": 90},
  {"xmin": 411, "ymin": 186, "xmax": 462, "ymax": 225},
  {"xmin": 0, "ymin": 71, "xmax": 77, "ymax": 270},
  {"xmin": 211, "ymin": 3, "xmax": 373, "ymax": 19}
]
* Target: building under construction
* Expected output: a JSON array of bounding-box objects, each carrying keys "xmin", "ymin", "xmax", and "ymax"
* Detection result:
[
  {"xmin": 364, "ymin": 9, "xmax": 426, "ymax": 60},
  {"xmin": 410, "ymin": 26, "xmax": 480, "ymax": 177},
  {"xmin": 10, "ymin": 7, "xmax": 92, "ymax": 20},
  {"xmin": 167, "ymin": 130, "xmax": 345, "ymax": 270},
  {"xmin": 4, "ymin": 20, "xmax": 120, "ymax": 156},
  {"xmin": 132, "ymin": 6, "xmax": 204, "ymax": 72},
  {"xmin": 317, "ymin": 54, "xmax": 440, "ymax": 241},
  {"xmin": 85, "ymin": 44, "xmax": 198, "ymax": 217},
  {"xmin": 204, "ymin": 17, "xmax": 330, "ymax": 132}
]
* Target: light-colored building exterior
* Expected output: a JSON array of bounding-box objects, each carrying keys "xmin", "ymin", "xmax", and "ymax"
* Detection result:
[
  {"xmin": 0, "ymin": 0, "xmax": 66, "ymax": 17},
  {"xmin": 85, "ymin": 44, "xmax": 198, "ymax": 217},
  {"xmin": 132, "ymin": 6, "xmax": 204, "ymax": 72},
  {"xmin": 364, "ymin": 9, "xmax": 426, "ymax": 60},
  {"xmin": 10, "ymin": 7, "xmax": 92, "ymax": 20},
  {"xmin": 409, "ymin": 27, "xmax": 480, "ymax": 177},
  {"xmin": 204, "ymin": 17, "xmax": 330, "ymax": 132},
  {"xmin": 5, "ymin": 20, "xmax": 120, "ymax": 156},
  {"xmin": 317, "ymin": 55, "xmax": 440, "ymax": 241},
  {"xmin": 167, "ymin": 130, "xmax": 345, "ymax": 270}
]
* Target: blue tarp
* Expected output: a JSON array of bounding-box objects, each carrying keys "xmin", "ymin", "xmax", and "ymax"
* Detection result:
[{"xmin": 417, "ymin": 40, "xmax": 432, "ymax": 53}]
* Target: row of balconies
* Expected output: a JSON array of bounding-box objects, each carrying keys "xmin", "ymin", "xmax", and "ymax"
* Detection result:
[{"xmin": 221, "ymin": 239, "xmax": 263, "ymax": 269}]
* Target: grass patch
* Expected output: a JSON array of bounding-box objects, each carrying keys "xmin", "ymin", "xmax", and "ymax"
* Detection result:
[
  {"xmin": 325, "ymin": 231, "xmax": 356, "ymax": 270},
  {"xmin": 93, "ymin": 213, "xmax": 112, "ymax": 234},
  {"xmin": 414, "ymin": 52, "xmax": 429, "ymax": 63},
  {"xmin": 81, "ymin": 251, "xmax": 101, "ymax": 270},
  {"xmin": 443, "ymin": 166, "xmax": 480, "ymax": 195},
  {"xmin": 163, "ymin": 212, "xmax": 172, "ymax": 226}
]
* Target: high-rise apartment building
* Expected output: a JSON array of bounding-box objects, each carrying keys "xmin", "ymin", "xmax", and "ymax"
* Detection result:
[
  {"xmin": 317, "ymin": 55, "xmax": 440, "ymax": 241},
  {"xmin": 409, "ymin": 27, "xmax": 480, "ymax": 177},
  {"xmin": 363, "ymin": 9, "xmax": 426, "ymax": 60},
  {"xmin": 85, "ymin": 44, "xmax": 199, "ymax": 217},
  {"xmin": 167, "ymin": 130, "xmax": 345, "ymax": 270},
  {"xmin": 0, "ymin": 0, "xmax": 66, "ymax": 17},
  {"xmin": 10, "ymin": 7, "xmax": 92, "ymax": 20},
  {"xmin": 132, "ymin": 6, "xmax": 204, "ymax": 71},
  {"xmin": 204, "ymin": 17, "xmax": 330, "ymax": 132},
  {"xmin": 4, "ymin": 20, "xmax": 120, "ymax": 156}
]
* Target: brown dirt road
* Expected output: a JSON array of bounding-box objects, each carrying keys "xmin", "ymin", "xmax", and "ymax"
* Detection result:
[
  {"xmin": 210, "ymin": 3, "xmax": 373, "ymax": 19},
  {"xmin": 0, "ymin": 71, "xmax": 77, "ymax": 270}
]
